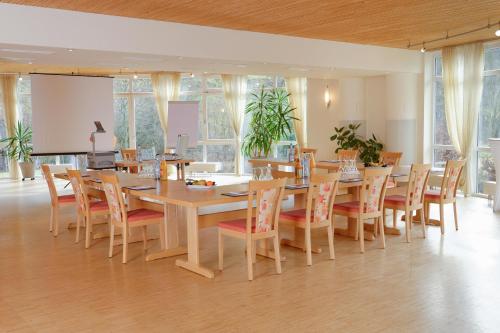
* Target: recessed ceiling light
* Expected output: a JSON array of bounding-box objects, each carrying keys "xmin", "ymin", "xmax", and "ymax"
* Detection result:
[
  {"xmin": 496, "ymin": 29, "xmax": 500, "ymax": 37},
  {"xmin": 67, "ymin": 49, "xmax": 74, "ymax": 52}
]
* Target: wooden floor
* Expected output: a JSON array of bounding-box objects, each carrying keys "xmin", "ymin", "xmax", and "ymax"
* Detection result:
[{"xmin": 1, "ymin": 178, "xmax": 500, "ymax": 332}]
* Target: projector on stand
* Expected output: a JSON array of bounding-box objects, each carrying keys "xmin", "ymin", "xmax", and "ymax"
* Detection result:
[
  {"xmin": 87, "ymin": 121, "xmax": 116, "ymax": 169},
  {"xmin": 87, "ymin": 151, "xmax": 115, "ymax": 169}
]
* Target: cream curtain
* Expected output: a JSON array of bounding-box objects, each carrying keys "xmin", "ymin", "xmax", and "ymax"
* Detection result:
[
  {"xmin": 0, "ymin": 75, "xmax": 19, "ymax": 179},
  {"xmin": 285, "ymin": 77, "xmax": 307, "ymax": 148},
  {"xmin": 442, "ymin": 42, "xmax": 484, "ymax": 195},
  {"xmin": 151, "ymin": 72, "xmax": 181, "ymax": 150},
  {"xmin": 221, "ymin": 74, "xmax": 247, "ymax": 175}
]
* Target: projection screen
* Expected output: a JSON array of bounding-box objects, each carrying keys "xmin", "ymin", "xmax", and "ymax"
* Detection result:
[{"xmin": 31, "ymin": 74, "xmax": 114, "ymax": 154}]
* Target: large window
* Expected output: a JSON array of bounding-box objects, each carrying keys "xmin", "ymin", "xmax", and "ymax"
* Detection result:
[
  {"xmin": 432, "ymin": 45, "xmax": 500, "ymax": 193},
  {"xmin": 179, "ymin": 74, "xmax": 235, "ymax": 173},
  {"xmin": 242, "ymin": 75, "xmax": 293, "ymax": 173}
]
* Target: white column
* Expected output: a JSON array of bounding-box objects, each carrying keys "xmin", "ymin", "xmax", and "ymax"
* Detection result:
[
  {"xmin": 489, "ymin": 138, "xmax": 500, "ymax": 212},
  {"xmin": 385, "ymin": 73, "xmax": 420, "ymax": 165}
]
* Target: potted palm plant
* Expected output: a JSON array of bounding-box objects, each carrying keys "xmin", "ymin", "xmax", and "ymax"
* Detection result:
[
  {"xmin": 0, "ymin": 121, "xmax": 34, "ymax": 180},
  {"xmin": 242, "ymin": 88, "xmax": 298, "ymax": 158}
]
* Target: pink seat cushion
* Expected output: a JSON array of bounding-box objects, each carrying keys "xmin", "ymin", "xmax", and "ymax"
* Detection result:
[
  {"xmin": 333, "ymin": 201, "xmax": 360, "ymax": 213},
  {"xmin": 384, "ymin": 195, "xmax": 406, "ymax": 205},
  {"xmin": 425, "ymin": 190, "xmax": 441, "ymax": 200},
  {"xmin": 218, "ymin": 218, "xmax": 256, "ymax": 233},
  {"xmin": 58, "ymin": 194, "xmax": 76, "ymax": 203},
  {"xmin": 89, "ymin": 200, "xmax": 109, "ymax": 212},
  {"xmin": 127, "ymin": 209, "xmax": 164, "ymax": 222},
  {"xmin": 280, "ymin": 209, "xmax": 308, "ymax": 222}
]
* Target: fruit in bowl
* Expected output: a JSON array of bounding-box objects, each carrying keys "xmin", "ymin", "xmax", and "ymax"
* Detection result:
[{"xmin": 185, "ymin": 179, "xmax": 216, "ymax": 187}]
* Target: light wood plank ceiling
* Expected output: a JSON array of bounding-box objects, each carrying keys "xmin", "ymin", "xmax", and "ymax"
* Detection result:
[{"xmin": 3, "ymin": 0, "xmax": 500, "ymax": 49}]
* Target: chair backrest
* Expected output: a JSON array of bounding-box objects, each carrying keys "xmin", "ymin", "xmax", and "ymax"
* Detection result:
[
  {"xmin": 301, "ymin": 147, "xmax": 317, "ymax": 168},
  {"xmin": 247, "ymin": 178, "xmax": 286, "ymax": 234},
  {"xmin": 121, "ymin": 148, "xmax": 136, "ymax": 161},
  {"xmin": 100, "ymin": 172, "xmax": 128, "ymax": 227},
  {"xmin": 440, "ymin": 159, "xmax": 466, "ymax": 200},
  {"xmin": 380, "ymin": 151, "xmax": 403, "ymax": 166},
  {"xmin": 359, "ymin": 167, "xmax": 393, "ymax": 215},
  {"xmin": 41, "ymin": 164, "xmax": 59, "ymax": 206},
  {"xmin": 67, "ymin": 169, "xmax": 91, "ymax": 213},
  {"xmin": 405, "ymin": 164, "xmax": 432, "ymax": 208},
  {"xmin": 271, "ymin": 169, "xmax": 294, "ymax": 179},
  {"xmin": 337, "ymin": 149, "xmax": 358, "ymax": 161},
  {"xmin": 306, "ymin": 172, "xmax": 341, "ymax": 224}
]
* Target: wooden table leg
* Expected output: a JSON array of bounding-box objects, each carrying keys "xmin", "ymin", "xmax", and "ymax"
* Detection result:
[
  {"xmin": 175, "ymin": 206, "xmax": 215, "ymax": 278},
  {"xmin": 403, "ymin": 210, "xmax": 441, "ymax": 226},
  {"xmin": 146, "ymin": 203, "xmax": 187, "ymax": 261},
  {"xmin": 180, "ymin": 163, "xmax": 186, "ymax": 180}
]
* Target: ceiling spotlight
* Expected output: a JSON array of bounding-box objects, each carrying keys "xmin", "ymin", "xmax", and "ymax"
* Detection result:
[
  {"xmin": 133, "ymin": 73, "xmax": 138, "ymax": 79},
  {"xmin": 190, "ymin": 73, "xmax": 194, "ymax": 78},
  {"xmin": 18, "ymin": 75, "xmax": 23, "ymax": 81},
  {"xmin": 496, "ymin": 29, "xmax": 500, "ymax": 37},
  {"xmin": 67, "ymin": 48, "xmax": 73, "ymax": 52},
  {"xmin": 28, "ymin": 61, "xmax": 33, "ymax": 65},
  {"xmin": 420, "ymin": 43, "xmax": 426, "ymax": 53}
]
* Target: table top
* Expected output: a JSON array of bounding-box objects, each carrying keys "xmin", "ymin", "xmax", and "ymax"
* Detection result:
[
  {"xmin": 115, "ymin": 159, "xmax": 193, "ymax": 167},
  {"xmin": 55, "ymin": 171, "xmax": 362, "ymax": 208}
]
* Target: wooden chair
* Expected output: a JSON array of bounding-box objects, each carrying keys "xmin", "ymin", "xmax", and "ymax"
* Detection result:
[
  {"xmin": 67, "ymin": 169, "xmax": 109, "ymax": 247},
  {"xmin": 424, "ymin": 159, "xmax": 465, "ymax": 235},
  {"xmin": 100, "ymin": 172, "xmax": 165, "ymax": 263},
  {"xmin": 301, "ymin": 147, "xmax": 318, "ymax": 168},
  {"xmin": 337, "ymin": 149, "xmax": 358, "ymax": 161},
  {"xmin": 41, "ymin": 164, "xmax": 76, "ymax": 237},
  {"xmin": 218, "ymin": 178, "xmax": 286, "ymax": 280},
  {"xmin": 279, "ymin": 172, "xmax": 340, "ymax": 265},
  {"xmin": 121, "ymin": 148, "xmax": 138, "ymax": 173},
  {"xmin": 271, "ymin": 169, "xmax": 294, "ymax": 179},
  {"xmin": 333, "ymin": 166, "xmax": 392, "ymax": 253},
  {"xmin": 379, "ymin": 151, "xmax": 403, "ymax": 166},
  {"xmin": 383, "ymin": 164, "xmax": 431, "ymax": 242}
]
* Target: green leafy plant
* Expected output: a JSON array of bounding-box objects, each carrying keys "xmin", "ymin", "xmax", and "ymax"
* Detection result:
[
  {"xmin": 0, "ymin": 121, "xmax": 33, "ymax": 163},
  {"xmin": 359, "ymin": 134, "xmax": 384, "ymax": 166},
  {"xmin": 329, "ymin": 123, "xmax": 364, "ymax": 153},
  {"xmin": 242, "ymin": 88, "xmax": 298, "ymax": 158}
]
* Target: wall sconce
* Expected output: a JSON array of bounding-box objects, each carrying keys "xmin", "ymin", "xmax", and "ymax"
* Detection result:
[{"xmin": 324, "ymin": 85, "xmax": 332, "ymax": 109}]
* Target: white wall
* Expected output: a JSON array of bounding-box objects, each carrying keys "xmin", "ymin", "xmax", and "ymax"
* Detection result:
[
  {"xmin": 306, "ymin": 78, "xmax": 339, "ymax": 161},
  {"xmin": 0, "ymin": 3, "xmax": 423, "ymax": 75},
  {"xmin": 307, "ymin": 73, "xmax": 424, "ymax": 165},
  {"xmin": 365, "ymin": 76, "xmax": 386, "ymax": 142}
]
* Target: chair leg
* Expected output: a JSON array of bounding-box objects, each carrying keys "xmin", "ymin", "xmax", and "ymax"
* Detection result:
[
  {"xmin": 108, "ymin": 223, "xmax": 115, "ymax": 258},
  {"xmin": 420, "ymin": 208, "xmax": 426, "ymax": 238},
  {"xmin": 159, "ymin": 220, "xmax": 166, "ymax": 249},
  {"xmin": 85, "ymin": 215, "xmax": 92, "ymax": 249},
  {"xmin": 354, "ymin": 216, "xmax": 359, "ymax": 241},
  {"xmin": 382, "ymin": 207, "xmax": 386, "ymax": 231},
  {"xmin": 425, "ymin": 202, "xmax": 430, "ymax": 226},
  {"xmin": 122, "ymin": 227, "xmax": 129, "ymax": 264},
  {"xmin": 49, "ymin": 206, "xmax": 54, "ymax": 232},
  {"xmin": 305, "ymin": 225, "xmax": 312, "ymax": 266},
  {"xmin": 252, "ymin": 241, "xmax": 257, "ymax": 264},
  {"xmin": 75, "ymin": 212, "xmax": 81, "ymax": 243},
  {"xmin": 359, "ymin": 218, "xmax": 364, "ymax": 253},
  {"xmin": 439, "ymin": 203, "xmax": 445, "ymax": 235},
  {"xmin": 379, "ymin": 217, "xmax": 386, "ymax": 249},
  {"xmin": 405, "ymin": 208, "xmax": 411, "ymax": 243},
  {"xmin": 373, "ymin": 217, "xmax": 378, "ymax": 237},
  {"xmin": 327, "ymin": 224, "xmax": 335, "ymax": 260},
  {"xmin": 453, "ymin": 202, "xmax": 458, "ymax": 231},
  {"xmin": 392, "ymin": 208, "xmax": 397, "ymax": 228},
  {"xmin": 142, "ymin": 226, "xmax": 148, "ymax": 250},
  {"xmin": 53, "ymin": 208, "xmax": 60, "ymax": 237},
  {"xmin": 218, "ymin": 231, "xmax": 223, "ymax": 271},
  {"xmin": 272, "ymin": 235, "xmax": 282, "ymax": 274},
  {"xmin": 246, "ymin": 239, "xmax": 253, "ymax": 281}
]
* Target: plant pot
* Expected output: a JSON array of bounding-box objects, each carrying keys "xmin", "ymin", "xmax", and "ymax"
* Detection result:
[{"xmin": 19, "ymin": 161, "xmax": 35, "ymax": 180}]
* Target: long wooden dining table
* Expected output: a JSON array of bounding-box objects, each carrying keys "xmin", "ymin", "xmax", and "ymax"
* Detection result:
[{"xmin": 55, "ymin": 171, "xmax": 402, "ymax": 278}]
